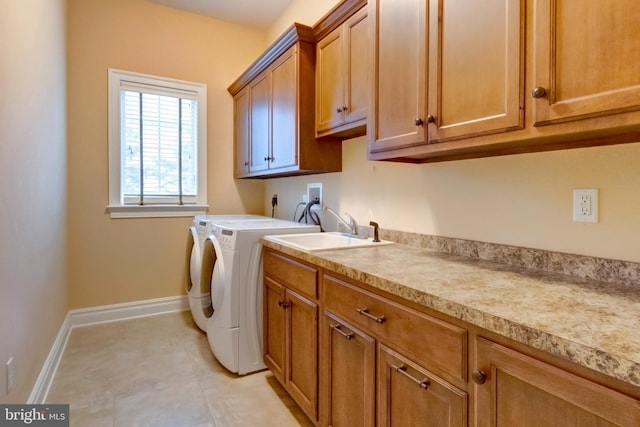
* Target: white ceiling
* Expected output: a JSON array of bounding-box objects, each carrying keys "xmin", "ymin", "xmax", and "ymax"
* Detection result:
[{"xmin": 148, "ymin": 0, "xmax": 293, "ymax": 30}]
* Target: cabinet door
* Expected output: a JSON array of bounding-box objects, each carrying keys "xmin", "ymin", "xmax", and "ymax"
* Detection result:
[
  {"xmin": 427, "ymin": 0, "xmax": 524, "ymax": 143},
  {"xmin": 263, "ymin": 276, "xmax": 285, "ymax": 384},
  {"xmin": 270, "ymin": 46, "xmax": 298, "ymax": 171},
  {"xmin": 344, "ymin": 7, "xmax": 369, "ymax": 127},
  {"xmin": 369, "ymin": 0, "xmax": 427, "ymax": 155},
  {"xmin": 287, "ymin": 288, "xmax": 319, "ymax": 422},
  {"xmin": 377, "ymin": 344, "xmax": 467, "ymax": 427},
  {"xmin": 249, "ymin": 72, "xmax": 270, "ymax": 173},
  {"xmin": 532, "ymin": 0, "xmax": 640, "ymax": 126},
  {"xmin": 322, "ymin": 312, "xmax": 375, "ymax": 427},
  {"xmin": 317, "ymin": 26, "xmax": 345, "ymax": 133},
  {"xmin": 474, "ymin": 337, "xmax": 640, "ymax": 427},
  {"xmin": 233, "ymin": 87, "xmax": 250, "ymax": 177}
]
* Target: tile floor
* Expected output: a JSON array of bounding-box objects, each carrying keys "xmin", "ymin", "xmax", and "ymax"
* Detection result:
[{"xmin": 46, "ymin": 311, "xmax": 313, "ymax": 427}]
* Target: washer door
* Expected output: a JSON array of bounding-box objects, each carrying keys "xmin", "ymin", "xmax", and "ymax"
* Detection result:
[
  {"xmin": 187, "ymin": 226, "xmax": 200, "ymax": 294},
  {"xmin": 200, "ymin": 236, "xmax": 223, "ymax": 319}
]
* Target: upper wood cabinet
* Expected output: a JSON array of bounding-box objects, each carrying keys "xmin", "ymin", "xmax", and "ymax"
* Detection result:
[
  {"xmin": 368, "ymin": 0, "xmax": 640, "ymax": 163},
  {"xmin": 232, "ymin": 86, "xmax": 251, "ymax": 177},
  {"xmin": 427, "ymin": 0, "xmax": 524, "ymax": 143},
  {"xmin": 270, "ymin": 48, "xmax": 298, "ymax": 171},
  {"xmin": 248, "ymin": 71, "xmax": 270, "ymax": 174},
  {"xmin": 316, "ymin": 6, "xmax": 369, "ymax": 138},
  {"xmin": 531, "ymin": 0, "xmax": 640, "ymax": 126},
  {"xmin": 228, "ymin": 24, "xmax": 341, "ymax": 178},
  {"xmin": 368, "ymin": 0, "xmax": 428, "ymax": 157}
]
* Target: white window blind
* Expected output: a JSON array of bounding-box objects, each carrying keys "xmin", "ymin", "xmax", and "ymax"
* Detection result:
[
  {"xmin": 108, "ymin": 69, "xmax": 207, "ymax": 217},
  {"xmin": 121, "ymin": 90, "xmax": 198, "ymax": 204}
]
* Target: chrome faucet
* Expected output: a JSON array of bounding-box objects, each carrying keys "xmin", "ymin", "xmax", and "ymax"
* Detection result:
[{"xmin": 322, "ymin": 207, "xmax": 359, "ymax": 236}]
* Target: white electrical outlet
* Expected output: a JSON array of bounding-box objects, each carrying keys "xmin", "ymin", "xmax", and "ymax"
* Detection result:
[
  {"xmin": 573, "ymin": 188, "xmax": 598, "ymax": 223},
  {"xmin": 6, "ymin": 356, "xmax": 14, "ymax": 394},
  {"xmin": 307, "ymin": 183, "xmax": 323, "ymax": 209}
]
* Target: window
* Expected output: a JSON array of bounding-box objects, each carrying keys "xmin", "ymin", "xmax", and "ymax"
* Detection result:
[{"xmin": 108, "ymin": 69, "xmax": 207, "ymax": 218}]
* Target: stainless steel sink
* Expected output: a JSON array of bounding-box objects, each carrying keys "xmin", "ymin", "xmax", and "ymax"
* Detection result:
[{"xmin": 264, "ymin": 232, "xmax": 394, "ymax": 252}]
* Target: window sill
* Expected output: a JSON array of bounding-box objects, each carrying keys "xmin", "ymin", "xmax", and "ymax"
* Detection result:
[{"xmin": 107, "ymin": 204, "xmax": 208, "ymax": 219}]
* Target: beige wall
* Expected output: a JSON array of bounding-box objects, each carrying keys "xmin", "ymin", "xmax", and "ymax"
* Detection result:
[
  {"xmin": 264, "ymin": 0, "xmax": 640, "ymax": 264},
  {"xmin": 0, "ymin": 0, "xmax": 68, "ymax": 403},
  {"xmin": 66, "ymin": 0, "xmax": 267, "ymax": 309},
  {"xmin": 267, "ymin": 0, "xmax": 338, "ymax": 41}
]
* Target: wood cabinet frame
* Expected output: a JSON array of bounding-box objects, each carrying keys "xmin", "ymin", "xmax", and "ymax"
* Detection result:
[
  {"xmin": 367, "ymin": 0, "xmax": 640, "ymax": 163},
  {"xmin": 228, "ymin": 24, "xmax": 341, "ymax": 178},
  {"xmin": 315, "ymin": 6, "xmax": 369, "ymax": 139},
  {"xmin": 263, "ymin": 247, "xmax": 640, "ymax": 427}
]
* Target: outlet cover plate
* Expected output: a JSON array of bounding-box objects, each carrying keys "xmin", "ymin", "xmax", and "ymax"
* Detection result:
[
  {"xmin": 573, "ymin": 188, "xmax": 598, "ymax": 223},
  {"xmin": 6, "ymin": 356, "xmax": 14, "ymax": 394},
  {"xmin": 307, "ymin": 183, "xmax": 322, "ymax": 209}
]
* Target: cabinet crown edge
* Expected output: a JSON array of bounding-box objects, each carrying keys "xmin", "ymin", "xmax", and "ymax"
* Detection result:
[
  {"xmin": 312, "ymin": 0, "xmax": 368, "ymax": 40},
  {"xmin": 227, "ymin": 22, "xmax": 315, "ymax": 95}
]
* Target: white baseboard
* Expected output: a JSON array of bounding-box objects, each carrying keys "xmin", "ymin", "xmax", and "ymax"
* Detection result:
[
  {"xmin": 67, "ymin": 295, "xmax": 188, "ymax": 328},
  {"xmin": 28, "ymin": 295, "xmax": 189, "ymax": 404},
  {"xmin": 27, "ymin": 312, "xmax": 72, "ymax": 405}
]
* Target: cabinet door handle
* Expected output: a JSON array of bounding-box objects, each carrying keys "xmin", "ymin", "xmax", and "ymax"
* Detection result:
[
  {"xmin": 264, "ymin": 156, "xmax": 273, "ymax": 162},
  {"xmin": 356, "ymin": 307, "xmax": 386, "ymax": 324},
  {"xmin": 392, "ymin": 364, "xmax": 430, "ymax": 390},
  {"xmin": 531, "ymin": 86, "xmax": 546, "ymax": 99},
  {"xmin": 329, "ymin": 323, "xmax": 354, "ymax": 340},
  {"xmin": 277, "ymin": 300, "xmax": 289, "ymax": 309},
  {"xmin": 336, "ymin": 107, "xmax": 343, "ymax": 113},
  {"xmin": 342, "ymin": 106, "xmax": 348, "ymax": 112},
  {"xmin": 426, "ymin": 114, "xmax": 435, "ymax": 124},
  {"xmin": 472, "ymin": 369, "xmax": 487, "ymax": 384},
  {"xmin": 414, "ymin": 117, "xmax": 424, "ymax": 126}
]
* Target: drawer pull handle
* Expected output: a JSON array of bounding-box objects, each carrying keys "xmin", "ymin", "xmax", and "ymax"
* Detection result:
[
  {"xmin": 356, "ymin": 307, "xmax": 386, "ymax": 324},
  {"xmin": 531, "ymin": 86, "xmax": 546, "ymax": 99},
  {"xmin": 330, "ymin": 323, "xmax": 354, "ymax": 340},
  {"xmin": 392, "ymin": 364, "xmax": 430, "ymax": 390},
  {"xmin": 277, "ymin": 300, "xmax": 289, "ymax": 309},
  {"xmin": 472, "ymin": 369, "xmax": 487, "ymax": 385}
]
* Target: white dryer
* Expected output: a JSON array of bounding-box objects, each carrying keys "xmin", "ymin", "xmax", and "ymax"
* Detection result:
[
  {"xmin": 200, "ymin": 218, "xmax": 319, "ymax": 374},
  {"xmin": 187, "ymin": 215, "xmax": 263, "ymax": 331}
]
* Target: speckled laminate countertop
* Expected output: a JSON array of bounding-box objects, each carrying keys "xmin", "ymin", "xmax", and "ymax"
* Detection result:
[{"xmin": 261, "ymin": 238, "xmax": 640, "ymax": 388}]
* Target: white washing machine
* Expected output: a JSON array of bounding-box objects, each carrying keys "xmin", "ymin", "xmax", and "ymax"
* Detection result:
[
  {"xmin": 200, "ymin": 218, "xmax": 319, "ymax": 374},
  {"xmin": 187, "ymin": 214, "xmax": 264, "ymax": 331}
]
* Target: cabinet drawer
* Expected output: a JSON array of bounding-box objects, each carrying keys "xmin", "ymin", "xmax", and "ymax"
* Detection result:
[
  {"xmin": 323, "ymin": 274, "xmax": 467, "ymax": 381},
  {"xmin": 263, "ymin": 250, "xmax": 318, "ymax": 299}
]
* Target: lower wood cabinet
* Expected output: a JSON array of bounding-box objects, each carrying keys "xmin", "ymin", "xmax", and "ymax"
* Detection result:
[
  {"xmin": 323, "ymin": 273, "xmax": 467, "ymax": 384},
  {"xmin": 263, "ymin": 250, "xmax": 319, "ymax": 422},
  {"xmin": 473, "ymin": 337, "xmax": 640, "ymax": 427},
  {"xmin": 378, "ymin": 345, "xmax": 467, "ymax": 427},
  {"xmin": 264, "ymin": 276, "xmax": 286, "ymax": 382},
  {"xmin": 263, "ymin": 249, "xmax": 640, "ymax": 426},
  {"xmin": 321, "ymin": 273, "xmax": 468, "ymax": 427},
  {"xmin": 320, "ymin": 312, "xmax": 375, "ymax": 427}
]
